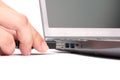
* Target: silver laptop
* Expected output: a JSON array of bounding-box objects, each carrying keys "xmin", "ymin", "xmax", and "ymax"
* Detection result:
[{"xmin": 39, "ymin": 0, "xmax": 120, "ymax": 57}]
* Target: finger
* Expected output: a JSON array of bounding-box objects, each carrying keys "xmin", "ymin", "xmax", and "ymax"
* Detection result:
[
  {"xmin": 17, "ymin": 23, "xmax": 33, "ymax": 56},
  {"xmin": 0, "ymin": 27, "xmax": 15, "ymax": 55},
  {"xmin": 0, "ymin": 25, "xmax": 17, "ymax": 39},
  {"xmin": 30, "ymin": 25, "xmax": 49, "ymax": 53}
]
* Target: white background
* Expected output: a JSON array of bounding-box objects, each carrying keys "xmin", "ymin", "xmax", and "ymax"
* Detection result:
[{"xmin": 1, "ymin": 0, "xmax": 120, "ymax": 80}]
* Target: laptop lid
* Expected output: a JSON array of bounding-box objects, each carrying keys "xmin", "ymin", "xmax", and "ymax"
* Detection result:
[{"xmin": 39, "ymin": 0, "xmax": 120, "ymax": 38}]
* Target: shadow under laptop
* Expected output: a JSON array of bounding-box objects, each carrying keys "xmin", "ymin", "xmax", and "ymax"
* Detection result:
[
  {"xmin": 1, "ymin": 51, "xmax": 120, "ymax": 60},
  {"xmin": 62, "ymin": 51, "xmax": 120, "ymax": 60}
]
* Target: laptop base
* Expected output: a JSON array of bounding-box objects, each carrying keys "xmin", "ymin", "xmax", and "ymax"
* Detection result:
[{"xmin": 47, "ymin": 39, "xmax": 120, "ymax": 57}]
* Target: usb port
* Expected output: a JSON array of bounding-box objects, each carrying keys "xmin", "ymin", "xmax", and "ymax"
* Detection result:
[
  {"xmin": 70, "ymin": 43, "xmax": 75, "ymax": 48},
  {"xmin": 65, "ymin": 43, "xmax": 70, "ymax": 48}
]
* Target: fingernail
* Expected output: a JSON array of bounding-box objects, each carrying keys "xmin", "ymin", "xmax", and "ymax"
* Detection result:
[{"xmin": 41, "ymin": 41, "xmax": 49, "ymax": 52}]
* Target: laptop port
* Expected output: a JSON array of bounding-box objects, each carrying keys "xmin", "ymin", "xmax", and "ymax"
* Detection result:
[
  {"xmin": 70, "ymin": 43, "xmax": 75, "ymax": 48},
  {"xmin": 76, "ymin": 44, "xmax": 79, "ymax": 47},
  {"xmin": 65, "ymin": 43, "xmax": 70, "ymax": 48}
]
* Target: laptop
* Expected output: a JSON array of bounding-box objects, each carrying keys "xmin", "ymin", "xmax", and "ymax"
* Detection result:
[{"xmin": 19, "ymin": 0, "xmax": 117, "ymax": 57}]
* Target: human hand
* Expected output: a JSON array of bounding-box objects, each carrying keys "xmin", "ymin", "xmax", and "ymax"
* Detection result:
[{"xmin": 0, "ymin": 1, "xmax": 49, "ymax": 55}]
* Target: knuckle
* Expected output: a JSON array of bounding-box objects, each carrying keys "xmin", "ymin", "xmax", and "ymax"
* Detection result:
[
  {"xmin": 16, "ymin": 14, "xmax": 29, "ymax": 29},
  {"xmin": 5, "ymin": 35, "xmax": 14, "ymax": 45},
  {"xmin": 0, "ymin": 29, "xmax": 15, "ymax": 55},
  {"xmin": 4, "ymin": 34, "xmax": 15, "ymax": 47},
  {"xmin": 2, "ymin": 34, "xmax": 15, "ymax": 55},
  {"xmin": 19, "ymin": 36, "xmax": 33, "ymax": 47},
  {"xmin": 0, "ymin": 31, "xmax": 13, "ymax": 44}
]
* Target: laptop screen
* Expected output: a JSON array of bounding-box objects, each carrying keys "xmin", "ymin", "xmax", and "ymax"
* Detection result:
[{"xmin": 45, "ymin": 0, "xmax": 120, "ymax": 28}]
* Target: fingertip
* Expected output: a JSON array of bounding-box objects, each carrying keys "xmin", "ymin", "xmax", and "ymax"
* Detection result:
[
  {"xmin": 34, "ymin": 41, "xmax": 49, "ymax": 53},
  {"xmin": 41, "ymin": 41, "xmax": 49, "ymax": 52},
  {"xmin": 19, "ymin": 44, "xmax": 31, "ymax": 56}
]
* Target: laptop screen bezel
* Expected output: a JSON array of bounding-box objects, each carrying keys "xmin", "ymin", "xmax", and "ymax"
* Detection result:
[{"xmin": 40, "ymin": 0, "xmax": 120, "ymax": 38}]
